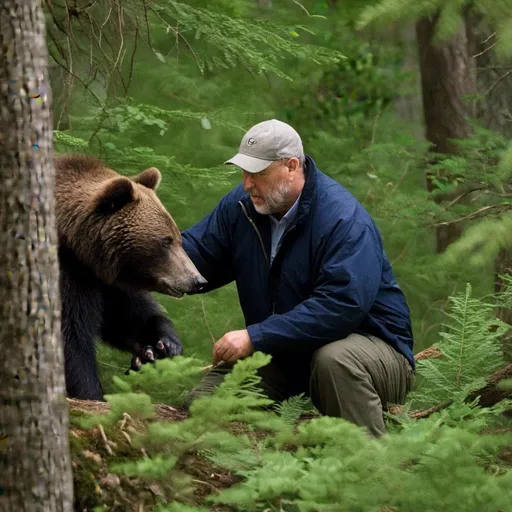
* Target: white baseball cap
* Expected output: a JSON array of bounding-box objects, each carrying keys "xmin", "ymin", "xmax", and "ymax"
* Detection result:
[{"xmin": 224, "ymin": 119, "xmax": 304, "ymax": 173}]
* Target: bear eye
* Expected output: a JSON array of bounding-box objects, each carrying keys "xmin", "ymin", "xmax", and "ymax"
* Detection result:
[{"xmin": 162, "ymin": 236, "xmax": 173, "ymax": 249}]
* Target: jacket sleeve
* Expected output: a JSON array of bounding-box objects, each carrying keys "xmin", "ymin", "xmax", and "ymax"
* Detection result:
[
  {"xmin": 246, "ymin": 219, "xmax": 383, "ymax": 355},
  {"xmin": 181, "ymin": 193, "xmax": 236, "ymax": 294}
]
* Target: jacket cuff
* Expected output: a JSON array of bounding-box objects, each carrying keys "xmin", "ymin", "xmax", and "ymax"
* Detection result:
[{"xmin": 247, "ymin": 323, "xmax": 267, "ymax": 352}]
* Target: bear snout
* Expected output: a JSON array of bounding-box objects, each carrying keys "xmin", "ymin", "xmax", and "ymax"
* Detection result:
[{"xmin": 193, "ymin": 275, "xmax": 208, "ymax": 292}]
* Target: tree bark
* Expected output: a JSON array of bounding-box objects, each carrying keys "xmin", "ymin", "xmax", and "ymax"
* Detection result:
[
  {"xmin": 416, "ymin": 13, "xmax": 474, "ymax": 253},
  {"xmin": 466, "ymin": 12, "xmax": 512, "ymax": 350},
  {"xmin": 0, "ymin": 1, "xmax": 73, "ymax": 510}
]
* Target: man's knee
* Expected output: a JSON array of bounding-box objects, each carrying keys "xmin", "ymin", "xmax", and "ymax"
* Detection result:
[{"xmin": 311, "ymin": 336, "xmax": 362, "ymax": 379}]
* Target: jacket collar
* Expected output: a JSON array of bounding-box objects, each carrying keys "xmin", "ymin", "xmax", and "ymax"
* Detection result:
[{"xmin": 240, "ymin": 154, "xmax": 318, "ymax": 229}]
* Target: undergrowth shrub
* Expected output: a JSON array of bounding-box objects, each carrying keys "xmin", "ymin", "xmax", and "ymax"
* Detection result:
[{"xmin": 78, "ymin": 283, "xmax": 512, "ymax": 511}]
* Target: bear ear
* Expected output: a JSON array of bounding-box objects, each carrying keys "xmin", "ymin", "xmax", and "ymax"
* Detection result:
[
  {"xmin": 132, "ymin": 167, "xmax": 161, "ymax": 190},
  {"xmin": 95, "ymin": 177, "xmax": 135, "ymax": 214}
]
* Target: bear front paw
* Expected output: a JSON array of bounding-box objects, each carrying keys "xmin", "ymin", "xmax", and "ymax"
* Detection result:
[
  {"xmin": 156, "ymin": 336, "xmax": 183, "ymax": 358},
  {"xmin": 126, "ymin": 336, "xmax": 183, "ymax": 374}
]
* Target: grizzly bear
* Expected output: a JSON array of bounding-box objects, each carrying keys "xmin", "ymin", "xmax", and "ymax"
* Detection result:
[{"xmin": 54, "ymin": 154, "xmax": 206, "ymax": 400}]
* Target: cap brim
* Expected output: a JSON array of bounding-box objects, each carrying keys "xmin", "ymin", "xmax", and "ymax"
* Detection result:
[{"xmin": 224, "ymin": 153, "xmax": 274, "ymax": 173}]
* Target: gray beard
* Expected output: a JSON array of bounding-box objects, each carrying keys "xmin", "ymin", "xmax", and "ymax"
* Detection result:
[{"xmin": 251, "ymin": 180, "xmax": 292, "ymax": 215}]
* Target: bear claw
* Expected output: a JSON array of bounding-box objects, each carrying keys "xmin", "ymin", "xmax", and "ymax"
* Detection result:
[
  {"xmin": 131, "ymin": 355, "xmax": 142, "ymax": 372},
  {"xmin": 143, "ymin": 345, "xmax": 155, "ymax": 362},
  {"xmin": 125, "ymin": 337, "xmax": 183, "ymax": 374}
]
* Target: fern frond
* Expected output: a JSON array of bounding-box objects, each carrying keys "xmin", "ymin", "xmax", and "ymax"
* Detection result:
[
  {"xmin": 407, "ymin": 283, "xmax": 507, "ymax": 409},
  {"xmin": 273, "ymin": 393, "xmax": 310, "ymax": 426}
]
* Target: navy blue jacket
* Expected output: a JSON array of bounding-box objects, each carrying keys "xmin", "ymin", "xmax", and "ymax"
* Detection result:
[{"xmin": 181, "ymin": 156, "xmax": 415, "ymax": 369}]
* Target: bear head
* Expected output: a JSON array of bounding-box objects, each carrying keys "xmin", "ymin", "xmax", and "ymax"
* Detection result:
[{"xmin": 57, "ymin": 158, "xmax": 206, "ymax": 297}]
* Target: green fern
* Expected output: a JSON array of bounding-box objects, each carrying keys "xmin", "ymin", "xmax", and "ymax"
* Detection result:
[
  {"xmin": 273, "ymin": 393, "xmax": 310, "ymax": 426},
  {"xmin": 407, "ymin": 283, "xmax": 507, "ymax": 409},
  {"xmin": 110, "ymin": 356, "xmax": 205, "ymax": 407}
]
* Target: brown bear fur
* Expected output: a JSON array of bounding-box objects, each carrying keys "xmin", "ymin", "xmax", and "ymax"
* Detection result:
[{"xmin": 54, "ymin": 154, "xmax": 206, "ymax": 400}]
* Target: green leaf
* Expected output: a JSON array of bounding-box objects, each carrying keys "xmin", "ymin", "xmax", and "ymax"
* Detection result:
[{"xmin": 155, "ymin": 52, "xmax": 166, "ymax": 63}]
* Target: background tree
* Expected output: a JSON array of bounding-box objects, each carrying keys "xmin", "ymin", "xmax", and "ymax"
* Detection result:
[
  {"xmin": 466, "ymin": 11, "xmax": 512, "ymax": 328},
  {"xmin": 33, "ymin": 0, "xmax": 512, "ymax": 378},
  {"xmin": 415, "ymin": 14, "xmax": 474, "ymax": 253},
  {"xmin": 0, "ymin": 1, "xmax": 74, "ymax": 509},
  {"xmin": 359, "ymin": 0, "xmax": 512, "ymax": 355}
]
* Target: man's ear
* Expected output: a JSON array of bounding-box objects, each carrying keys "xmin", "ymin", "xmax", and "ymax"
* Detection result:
[
  {"xmin": 286, "ymin": 157, "xmax": 300, "ymax": 173},
  {"xmin": 131, "ymin": 167, "xmax": 162, "ymax": 190},
  {"xmin": 95, "ymin": 177, "xmax": 135, "ymax": 214}
]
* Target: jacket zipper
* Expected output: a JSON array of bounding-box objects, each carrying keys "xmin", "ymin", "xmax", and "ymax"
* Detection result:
[
  {"xmin": 239, "ymin": 200, "xmax": 275, "ymax": 313},
  {"xmin": 239, "ymin": 201, "xmax": 270, "ymax": 267}
]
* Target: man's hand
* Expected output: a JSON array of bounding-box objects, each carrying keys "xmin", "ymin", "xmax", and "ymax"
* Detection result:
[{"xmin": 213, "ymin": 329, "xmax": 254, "ymax": 365}]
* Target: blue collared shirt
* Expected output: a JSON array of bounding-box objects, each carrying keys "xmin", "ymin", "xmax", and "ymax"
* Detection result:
[{"xmin": 269, "ymin": 194, "xmax": 301, "ymax": 264}]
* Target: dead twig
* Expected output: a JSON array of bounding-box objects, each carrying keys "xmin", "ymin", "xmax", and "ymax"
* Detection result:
[
  {"xmin": 98, "ymin": 424, "xmax": 114, "ymax": 455},
  {"xmin": 429, "ymin": 204, "xmax": 512, "ymax": 228},
  {"xmin": 191, "ymin": 478, "xmax": 221, "ymax": 494},
  {"xmin": 487, "ymin": 68, "xmax": 512, "ymax": 96},
  {"xmin": 473, "ymin": 38, "xmax": 498, "ymax": 59}
]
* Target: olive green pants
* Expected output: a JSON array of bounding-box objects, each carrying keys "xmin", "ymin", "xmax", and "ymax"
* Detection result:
[{"xmin": 184, "ymin": 334, "xmax": 414, "ymax": 437}]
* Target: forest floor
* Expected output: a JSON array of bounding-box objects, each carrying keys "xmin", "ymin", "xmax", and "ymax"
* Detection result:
[
  {"xmin": 68, "ymin": 346, "xmax": 512, "ymax": 512},
  {"xmin": 69, "ymin": 398, "xmax": 240, "ymax": 511}
]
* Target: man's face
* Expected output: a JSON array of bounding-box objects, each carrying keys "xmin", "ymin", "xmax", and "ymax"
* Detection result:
[{"xmin": 242, "ymin": 159, "xmax": 294, "ymax": 215}]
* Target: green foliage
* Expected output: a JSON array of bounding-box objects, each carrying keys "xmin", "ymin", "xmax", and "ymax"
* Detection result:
[
  {"xmin": 74, "ymin": 282, "xmax": 512, "ymax": 510},
  {"xmin": 186, "ymin": 352, "xmax": 284, "ymax": 432},
  {"xmin": 79, "ymin": 392, "xmax": 155, "ymax": 429},
  {"xmin": 358, "ymin": 0, "xmax": 512, "ymax": 53},
  {"xmin": 151, "ymin": 1, "xmax": 346, "ymax": 79},
  {"xmin": 407, "ymin": 283, "xmax": 508, "ymax": 409},
  {"xmin": 440, "ymin": 215, "xmax": 512, "ymax": 269},
  {"xmin": 111, "ymin": 356, "xmax": 205, "ymax": 406},
  {"xmin": 94, "ymin": 350, "xmax": 512, "ymax": 512},
  {"xmin": 47, "ymin": 0, "xmax": 512, "ymax": 509},
  {"xmin": 208, "ymin": 411, "xmax": 512, "ymax": 512},
  {"xmin": 273, "ymin": 393, "xmax": 311, "ymax": 426},
  {"xmin": 113, "ymin": 455, "xmax": 179, "ymax": 480},
  {"xmin": 53, "ymin": 131, "xmax": 90, "ymax": 150}
]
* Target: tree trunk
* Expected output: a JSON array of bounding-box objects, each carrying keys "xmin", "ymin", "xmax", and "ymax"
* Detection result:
[
  {"xmin": 466, "ymin": 13, "xmax": 512, "ymax": 352},
  {"xmin": 416, "ymin": 13, "xmax": 474, "ymax": 253},
  {"xmin": 0, "ymin": 1, "xmax": 74, "ymax": 510}
]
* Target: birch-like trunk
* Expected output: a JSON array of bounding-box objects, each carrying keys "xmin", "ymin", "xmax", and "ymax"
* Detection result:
[{"xmin": 0, "ymin": 1, "xmax": 73, "ymax": 510}]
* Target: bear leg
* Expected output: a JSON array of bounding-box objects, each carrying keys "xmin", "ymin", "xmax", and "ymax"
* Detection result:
[
  {"xmin": 60, "ymin": 249, "xmax": 106, "ymax": 400},
  {"xmin": 101, "ymin": 284, "xmax": 183, "ymax": 367}
]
